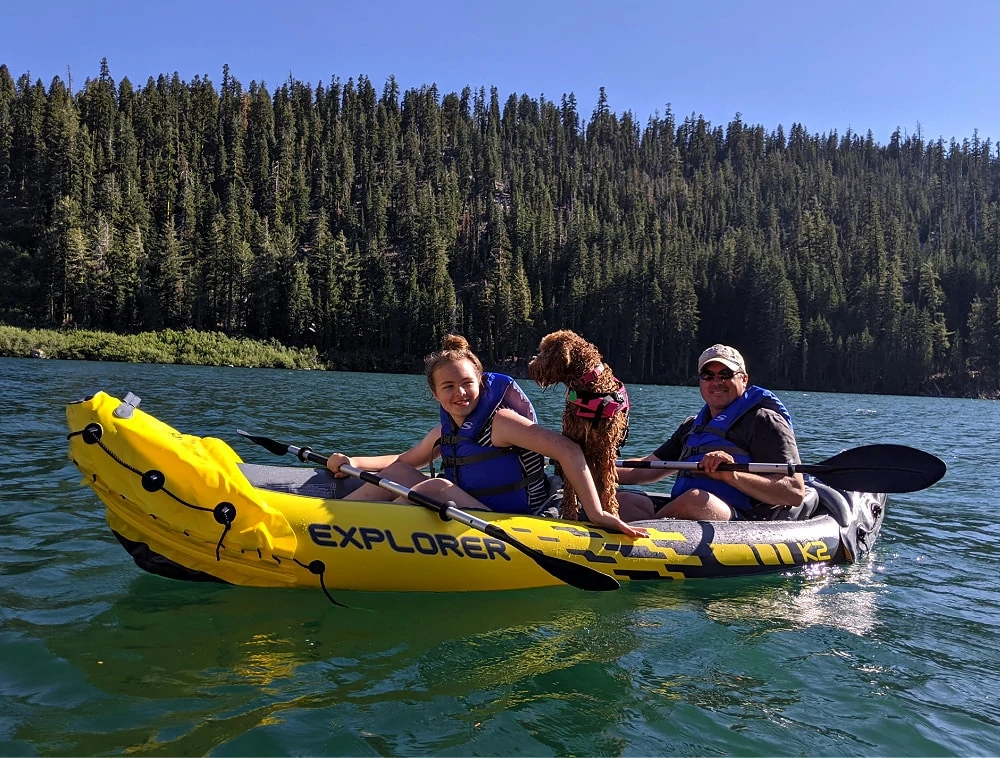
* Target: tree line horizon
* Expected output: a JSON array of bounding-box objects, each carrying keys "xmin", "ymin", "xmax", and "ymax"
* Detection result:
[{"xmin": 1, "ymin": 58, "xmax": 999, "ymax": 397}]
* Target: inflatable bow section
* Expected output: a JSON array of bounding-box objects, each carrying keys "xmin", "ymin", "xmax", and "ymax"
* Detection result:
[{"xmin": 67, "ymin": 391, "xmax": 297, "ymax": 583}]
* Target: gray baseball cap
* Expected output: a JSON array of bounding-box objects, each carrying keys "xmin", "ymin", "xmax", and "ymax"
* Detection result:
[{"xmin": 697, "ymin": 344, "xmax": 746, "ymax": 373}]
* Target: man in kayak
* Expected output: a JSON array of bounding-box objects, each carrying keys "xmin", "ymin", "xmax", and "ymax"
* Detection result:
[
  {"xmin": 325, "ymin": 334, "xmax": 647, "ymax": 538},
  {"xmin": 616, "ymin": 344, "xmax": 805, "ymax": 521}
]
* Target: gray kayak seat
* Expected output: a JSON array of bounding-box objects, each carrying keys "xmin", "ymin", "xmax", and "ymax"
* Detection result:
[
  {"xmin": 745, "ymin": 481, "xmax": 849, "ymax": 525},
  {"xmin": 808, "ymin": 480, "xmax": 852, "ymax": 527},
  {"xmin": 239, "ymin": 463, "xmax": 364, "ymax": 498},
  {"xmin": 752, "ymin": 486, "xmax": 820, "ymax": 521}
]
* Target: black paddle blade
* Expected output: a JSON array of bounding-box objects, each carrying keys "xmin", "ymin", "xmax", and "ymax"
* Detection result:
[
  {"xmin": 236, "ymin": 430, "xmax": 290, "ymax": 457},
  {"xmin": 476, "ymin": 519, "xmax": 620, "ymax": 591},
  {"xmin": 805, "ymin": 443, "xmax": 946, "ymax": 493},
  {"xmin": 520, "ymin": 544, "xmax": 620, "ymax": 591}
]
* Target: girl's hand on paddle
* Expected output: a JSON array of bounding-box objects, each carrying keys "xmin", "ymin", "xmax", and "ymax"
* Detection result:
[{"xmin": 326, "ymin": 453, "xmax": 353, "ymax": 478}]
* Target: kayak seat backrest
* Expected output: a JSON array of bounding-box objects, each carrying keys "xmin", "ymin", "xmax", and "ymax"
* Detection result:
[
  {"xmin": 809, "ymin": 480, "xmax": 852, "ymax": 528},
  {"xmin": 238, "ymin": 463, "xmax": 364, "ymax": 499},
  {"xmin": 753, "ymin": 485, "xmax": 821, "ymax": 521}
]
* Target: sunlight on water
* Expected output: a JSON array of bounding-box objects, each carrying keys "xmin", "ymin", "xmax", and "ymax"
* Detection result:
[{"xmin": 700, "ymin": 566, "xmax": 882, "ymax": 636}]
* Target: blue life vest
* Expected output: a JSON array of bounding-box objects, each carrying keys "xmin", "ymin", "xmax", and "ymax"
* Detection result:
[
  {"xmin": 437, "ymin": 372, "xmax": 546, "ymax": 514},
  {"xmin": 670, "ymin": 385, "xmax": 794, "ymax": 512}
]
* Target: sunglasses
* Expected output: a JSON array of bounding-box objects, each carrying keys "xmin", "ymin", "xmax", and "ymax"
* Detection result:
[{"xmin": 699, "ymin": 369, "xmax": 739, "ymax": 381}]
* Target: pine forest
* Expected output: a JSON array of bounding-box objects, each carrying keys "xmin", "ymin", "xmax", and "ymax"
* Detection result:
[{"xmin": 1, "ymin": 59, "xmax": 999, "ymax": 396}]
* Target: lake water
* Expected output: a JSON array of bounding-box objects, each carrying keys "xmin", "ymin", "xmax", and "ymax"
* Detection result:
[{"xmin": 1, "ymin": 357, "xmax": 998, "ymax": 756}]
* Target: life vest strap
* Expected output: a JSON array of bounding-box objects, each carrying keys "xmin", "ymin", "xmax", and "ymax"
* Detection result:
[
  {"xmin": 466, "ymin": 469, "xmax": 547, "ymax": 498},
  {"xmin": 439, "ymin": 446, "xmax": 512, "ymax": 468},
  {"xmin": 437, "ymin": 431, "xmax": 505, "ymax": 464},
  {"xmin": 679, "ymin": 440, "xmax": 750, "ymax": 459}
]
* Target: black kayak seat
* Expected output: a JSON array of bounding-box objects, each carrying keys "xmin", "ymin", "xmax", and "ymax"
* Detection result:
[{"xmin": 738, "ymin": 482, "xmax": 851, "ymax": 525}]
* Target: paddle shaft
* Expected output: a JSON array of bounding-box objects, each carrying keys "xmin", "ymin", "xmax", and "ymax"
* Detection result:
[
  {"xmin": 617, "ymin": 460, "xmax": 820, "ymax": 476},
  {"xmin": 237, "ymin": 431, "xmax": 620, "ymax": 591}
]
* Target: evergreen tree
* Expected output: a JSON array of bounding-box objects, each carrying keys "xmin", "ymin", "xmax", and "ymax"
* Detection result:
[{"xmin": 144, "ymin": 216, "xmax": 184, "ymax": 328}]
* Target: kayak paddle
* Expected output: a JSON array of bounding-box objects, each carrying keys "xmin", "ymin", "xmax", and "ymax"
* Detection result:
[
  {"xmin": 617, "ymin": 443, "xmax": 946, "ymax": 493},
  {"xmin": 237, "ymin": 430, "xmax": 620, "ymax": 592}
]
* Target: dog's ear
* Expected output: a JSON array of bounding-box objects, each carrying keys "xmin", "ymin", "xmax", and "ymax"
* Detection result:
[{"xmin": 559, "ymin": 337, "xmax": 573, "ymax": 368}]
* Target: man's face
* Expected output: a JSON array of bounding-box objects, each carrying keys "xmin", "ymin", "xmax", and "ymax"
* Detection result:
[{"xmin": 698, "ymin": 361, "xmax": 748, "ymax": 416}]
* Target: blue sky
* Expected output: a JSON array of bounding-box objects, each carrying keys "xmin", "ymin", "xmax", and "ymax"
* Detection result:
[{"xmin": 4, "ymin": 0, "xmax": 998, "ymax": 145}]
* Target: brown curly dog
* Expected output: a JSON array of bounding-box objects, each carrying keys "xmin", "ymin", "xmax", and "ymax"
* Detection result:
[{"xmin": 528, "ymin": 330, "xmax": 630, "ymax": 520}]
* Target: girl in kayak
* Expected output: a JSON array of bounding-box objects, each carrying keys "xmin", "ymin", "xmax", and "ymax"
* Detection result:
[{"xmin": 326, "ymin": 334, "xmax": 647, "ymax": 538}]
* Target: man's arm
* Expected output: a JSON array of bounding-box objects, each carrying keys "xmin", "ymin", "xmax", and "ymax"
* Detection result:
[
  {"xmin": 741, "ymin": 409, "xmax": 806, "ymax": 505},
  {"xmin": 697, "ymin": 409, "xmax": 805, "ymax": 506}
]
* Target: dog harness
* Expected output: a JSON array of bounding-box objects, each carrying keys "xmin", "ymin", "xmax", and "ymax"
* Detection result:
[
  {"xmin": 574, "ymin": 363, "xmax": 606, "ymax": 387},
  {"xmin": 670, "ymin": 385, "xmax": 794, "ymax": 513},
  {"xmin": 436, "ymin": 372, "xmax": 547, "ymax": 514},
  {"xmin": 567, "ymin": 364, "xmax": 630, "ymax": 426}
]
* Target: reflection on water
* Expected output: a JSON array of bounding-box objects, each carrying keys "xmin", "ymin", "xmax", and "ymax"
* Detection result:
[
  {"xmin": 699, "ymin": 565, "xmax": 882, "ymax": 637},
  {"xmin": 35, "ymin": 574, "xmax": 654, "ymax": 754},
  {"xmin": 47, "ymin": 578, "xmax": 569, "ymax": 692}
]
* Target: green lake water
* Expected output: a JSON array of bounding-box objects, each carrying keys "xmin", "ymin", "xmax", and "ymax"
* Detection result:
[{"xmin": 1, "ymin": 357, "xmax": 996, "ymax": 755}]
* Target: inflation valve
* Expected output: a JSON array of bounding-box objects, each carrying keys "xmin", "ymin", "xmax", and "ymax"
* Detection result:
[{"xmin": 113, "ymin": 392, "xmax": 142, "ymax": 419}]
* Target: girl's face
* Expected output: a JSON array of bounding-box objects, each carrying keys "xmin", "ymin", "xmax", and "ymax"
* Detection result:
[{"xmin": 432, "ymin": 358, "xmax": 482, "ymax": 422}]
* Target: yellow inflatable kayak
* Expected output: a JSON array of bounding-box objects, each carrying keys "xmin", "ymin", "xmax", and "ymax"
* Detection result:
[{"xmin": 66, "ymin": 391, "xmax": 890, "ymax": 595}]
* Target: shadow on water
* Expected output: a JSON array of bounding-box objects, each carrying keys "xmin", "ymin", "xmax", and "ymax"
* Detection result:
[{"xmin": 29, "ymin": 564, "xmax": 889, "ymax": 756}]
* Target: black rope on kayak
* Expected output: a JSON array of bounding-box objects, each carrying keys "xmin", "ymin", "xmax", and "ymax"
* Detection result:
[
  {"xmin": 294, "ymin": 558, "xmax": 348, "ymax": 608},
  {"xmin": 69, "ymin": 423, "xmax": 143, "ymax": 477},
  {"xmin": 213, "ymin": 502, "xmax": 236, "ymax": 561}
]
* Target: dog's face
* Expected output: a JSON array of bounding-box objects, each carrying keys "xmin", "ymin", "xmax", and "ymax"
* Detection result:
[{"xmin": 528, "ymin": 330, "xmax": 602, "ymax": 387}]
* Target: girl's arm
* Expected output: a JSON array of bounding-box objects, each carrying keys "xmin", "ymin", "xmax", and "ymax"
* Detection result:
[
  {"xmin": 327, "ymin": 425, "xmax": 443, "ymax": 476},
  {"xmin": 492, "ymin": 410, "xmax": 649, "ymax": 539}
]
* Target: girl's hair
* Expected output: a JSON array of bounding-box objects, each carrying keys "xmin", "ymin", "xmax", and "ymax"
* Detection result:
[{"xmin": 424, "ymin": 334, "xmax": 483, "ymax": 390}]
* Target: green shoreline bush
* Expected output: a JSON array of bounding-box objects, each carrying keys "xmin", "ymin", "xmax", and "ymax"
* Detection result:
[{"xmin": 0, "ymin": 326, "xmax": 323, "ymax": 370}]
